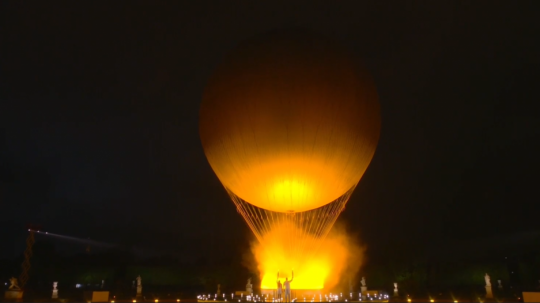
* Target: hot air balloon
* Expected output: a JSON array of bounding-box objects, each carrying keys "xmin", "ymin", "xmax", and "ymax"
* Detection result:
[{"xmin": 199, "ymin": 29, "xmax": 380, "ymax": 277}]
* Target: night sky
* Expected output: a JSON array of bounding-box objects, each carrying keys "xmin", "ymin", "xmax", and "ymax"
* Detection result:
[{"xmin": 1, "ymin": 2, "xmax": 538, "ymax": 264}]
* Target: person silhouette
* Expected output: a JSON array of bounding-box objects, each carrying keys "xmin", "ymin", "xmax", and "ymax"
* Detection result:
[
  {"xmin": 277, "ymin": 272, "xmax": 283, "ymax": 300},
  {"xmin": 283, "ymin": 270, "xmax": 294, "ymax": 303}
]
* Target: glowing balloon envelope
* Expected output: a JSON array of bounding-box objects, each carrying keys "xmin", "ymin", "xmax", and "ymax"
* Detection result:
[{"xmin": 200, "ymin": 30, "xmax": 380, "ymax": 213}]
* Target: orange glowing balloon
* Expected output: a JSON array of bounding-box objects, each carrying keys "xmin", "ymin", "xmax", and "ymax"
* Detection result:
[{"xmin": 200, "ymin": 30, "xmax": 380, "ymax": 213}]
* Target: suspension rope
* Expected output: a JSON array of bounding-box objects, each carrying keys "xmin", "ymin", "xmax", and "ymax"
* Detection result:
[{"xmin": 226, "ymin": 184, "xmax": 355, "ymax": 264}]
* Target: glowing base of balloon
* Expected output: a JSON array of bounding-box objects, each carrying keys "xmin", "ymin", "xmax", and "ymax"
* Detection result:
[
  {"xmin": 261, "ymin": 289, "xmax": 323, "ymax": 298},
  {"xmin": 261, "ymin": 288, "xmax": 322, "ymax": 299}
]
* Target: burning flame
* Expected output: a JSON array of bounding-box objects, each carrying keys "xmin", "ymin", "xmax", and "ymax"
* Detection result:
[{"xmin": 248, "ymin": 221, "xmax": 364, "ymax": 291}]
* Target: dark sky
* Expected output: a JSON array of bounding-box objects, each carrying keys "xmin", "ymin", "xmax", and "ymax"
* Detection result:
[{"xmin": 1, "ymin": 1, "xmax": 539, "ymax": 262}]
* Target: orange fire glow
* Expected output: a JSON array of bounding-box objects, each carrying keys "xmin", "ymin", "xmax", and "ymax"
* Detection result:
[{"xmin": 249, "ymin": 221, "xmax": 365, "ymax": 291}]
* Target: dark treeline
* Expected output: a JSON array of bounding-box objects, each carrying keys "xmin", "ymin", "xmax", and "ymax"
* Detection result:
[
  {"xmin": 355, "ymin": 234, "xmax": 540, "ymax": 300},
  {"xmin": 0, "ymin": 240, "xmax": 254, "ymax": 301},
  {"xmin": 2, "ymin": 235, "xmax": 540, "ymax": 301}
]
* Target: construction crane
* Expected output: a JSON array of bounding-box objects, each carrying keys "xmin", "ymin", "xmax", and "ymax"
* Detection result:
[{"xmin": 19, "ymin": 224, "xmax": 40, "ymax": 289}]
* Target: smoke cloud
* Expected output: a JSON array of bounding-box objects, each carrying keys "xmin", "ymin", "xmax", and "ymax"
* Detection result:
[{"xmin": 244, "ymin": 220, "xmax": 365, "ymax": 291}]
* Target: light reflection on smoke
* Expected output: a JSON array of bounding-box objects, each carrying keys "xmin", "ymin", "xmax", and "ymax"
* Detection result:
[{"xmin": 248, "ymin": 221, "xmax": 365, "ymax": 291}]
